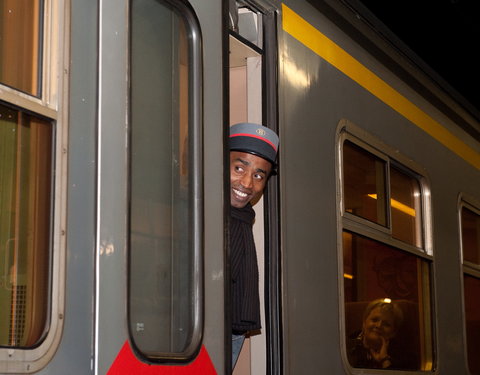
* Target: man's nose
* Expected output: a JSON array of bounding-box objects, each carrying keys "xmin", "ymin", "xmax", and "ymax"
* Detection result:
[{"xmin": 240, "ymin": 173, "xmax": 253, "ymax": 188}]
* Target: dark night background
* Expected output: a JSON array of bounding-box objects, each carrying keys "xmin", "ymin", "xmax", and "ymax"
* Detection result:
[{"xmin": 356, "ymin": 0, "xmax": 480, "ymax": 116}]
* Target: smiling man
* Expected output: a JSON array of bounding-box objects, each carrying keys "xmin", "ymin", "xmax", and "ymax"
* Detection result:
[
  {"xmin": 228, "ymin": 123, "xmax": 279, "ymax": 370},
  {"xmin": 230, "ymin": 152, "xmax": 271, "ymax": 208}
]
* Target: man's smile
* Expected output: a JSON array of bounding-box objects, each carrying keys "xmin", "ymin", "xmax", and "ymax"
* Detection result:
[{"xmin": 232, "ymin": 187, "xmax": 248, "ymax": 198}]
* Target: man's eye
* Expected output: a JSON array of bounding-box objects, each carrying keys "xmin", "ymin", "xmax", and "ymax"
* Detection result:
[
  {"xmin": 254, "ymin": 173, "xmax": 264, "ymax": 180},
  {"xmin": 235, "ymin": 166, "xmax": 243, "ymax": 172}
]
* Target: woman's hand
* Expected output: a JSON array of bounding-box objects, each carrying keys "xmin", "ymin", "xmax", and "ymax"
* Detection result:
[{"xmin": 369, "ymin": 335, "xmax": 391, "ymax": 368}]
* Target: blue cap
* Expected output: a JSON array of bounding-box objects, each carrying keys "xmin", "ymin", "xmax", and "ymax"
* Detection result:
[{"xmin": 229, "ymin": 123, "xmax": 279, "ymax": 165}]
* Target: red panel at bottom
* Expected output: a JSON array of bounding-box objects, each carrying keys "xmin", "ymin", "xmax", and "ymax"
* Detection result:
[{"xmin": 108, "ymin": 341, "xmax": 218, "ymax": 375}]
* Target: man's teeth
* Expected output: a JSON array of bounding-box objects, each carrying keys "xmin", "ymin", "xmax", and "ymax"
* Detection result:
[{"xmin": 234, "ymin": 188, "xmax": 247, "ymax": 197}]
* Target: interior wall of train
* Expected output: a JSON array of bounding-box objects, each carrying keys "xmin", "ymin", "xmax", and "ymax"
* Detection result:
[{"xmin": 0, "ymin": 0, "xmax": 479, "ymax": 374}]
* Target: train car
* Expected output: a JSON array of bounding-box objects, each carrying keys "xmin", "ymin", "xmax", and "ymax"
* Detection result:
[{"xmin": 0, "ymin": 0, "xmax": 479, "ymax": 374}]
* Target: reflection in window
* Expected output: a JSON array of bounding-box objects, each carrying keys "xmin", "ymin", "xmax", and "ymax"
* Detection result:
[
  {"xmin": 343, "ymin": 141, "xmax": 387, "ymax": 226},
  {"xmin": 343, "ymin": 232, "xmax": 433, "ymax": 371},
  {"xmin": 461, "ymin": 204, "xmax": 480, "ymax": 375},
  {"xmin": 0, "ymin": 0, "xmax": 42, "ymax": 96},
  {"xmin": 0, "ymin": 103, "xmax": 53, "ymax": 347},
  {"xmin": 129, "ymin": 0, "xmax": 199, "ymax": 359},
  {"xmin": 390, "ymin": 167, "xmax": 423, "ymax": 248}
]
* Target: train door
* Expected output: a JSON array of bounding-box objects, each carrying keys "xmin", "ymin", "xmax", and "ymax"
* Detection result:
[
  {"xmin": 228, "ymin": 2, "xmax": 281, "ymax": 374},
  {"xmin": 95, "ymin": 0, "xmax": 225, "ymax": 374}
]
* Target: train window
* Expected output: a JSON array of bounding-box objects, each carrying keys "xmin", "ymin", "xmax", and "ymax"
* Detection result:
[
  {"xmin": 343, "ymin": 232, "xmax": 432, "ymax": 370},
  {"xmin": 0, "ymin": 0, "xmax": 66, "ymax": 372},
  {"xmin": 129, "ymin": 0, "xmax": 202, "ymax": 361},
  {"xmin": 343, "ymin": 141, "xmax": 388, "ymax": 227},
  {"xmin": 0, "ymin": 0, "xmax": 43, "ymax": 96},
  {"xmin": 461, "ymin": 206, "xmax": 480, "ymax": 265},
  {"xmin": 340, "ymin": 124, "xmax": 434, "ymax": 372},
  {"xmin": 390, "ymin": 166, "xmax": 423, "ymax": 248},
  {"xmin": 343, "ymin": 140, "xmax": 425, "ymax": 249},
  {"xmin": 0, "ymin": 103, "xmax": 53, "ymax": 348},
  {"xmin": 460, "ymin": 202, "xmax": 480, "ymax": 375}
]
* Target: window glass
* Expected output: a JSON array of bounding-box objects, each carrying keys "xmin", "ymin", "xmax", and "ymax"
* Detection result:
[
  {"xmin": 343, "ymin": 231, "xmax": 432, "ymax": 370},
  {"xmin": 464, "ymin": 274, "xmax": 480, "ymax": 375},
  {"xmin": 462, "ymin": 207, "xmax": 480, "ymax": 265},
  {"xmin": 343, "ymin": 141, "xmax": 387, "ymax": 226},
  {"xmin": 461, "ymin": 204, "xmax": 480, "ymax": 374},
  {"xmin": 0, "ymin": 0, "xmax": 42, "ymax": 96},
  {"xmin": 0, "ymin": 103, "xmax": 53, "ymax": 347},
  {"xmin": 129, "ymin": 0, "xmax": 200, "ymax": 358},
  {"xmin": 390, "ymin": 166, "xmax": 423, "ymax": 248}
]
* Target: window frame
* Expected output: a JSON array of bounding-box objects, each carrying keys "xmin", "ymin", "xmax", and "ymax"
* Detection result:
[
  {"xmin": 0, "ymin": 0, "xmax": 69, "ymax": 372},
  {"xmin": 336, "ymin": 119, "xmax": 435, "ymax": 372},
  {"xmin": 126, "ymin": 0, "xmax": 203, "ymax": 362}
]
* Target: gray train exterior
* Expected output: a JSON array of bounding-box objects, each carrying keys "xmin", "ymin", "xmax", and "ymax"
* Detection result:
[{"xmin": 1, "ymin": 0, "xmax": 479, "ymax": 374}]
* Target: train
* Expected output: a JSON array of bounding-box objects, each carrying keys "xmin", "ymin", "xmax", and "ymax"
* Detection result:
[{"xmin": 1, "ymin": 0, "xmax": 479, "ymax": 374}]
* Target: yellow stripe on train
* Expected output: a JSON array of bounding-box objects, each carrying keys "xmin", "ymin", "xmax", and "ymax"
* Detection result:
[{"xmin": 282, "ymin": 3, "xmax": 480, "ymax": 170}]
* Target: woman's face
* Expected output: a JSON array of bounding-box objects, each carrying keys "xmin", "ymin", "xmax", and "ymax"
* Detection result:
[{"xmin": 363, "ymin": 306, "xmax": 396, "ymax": 342}]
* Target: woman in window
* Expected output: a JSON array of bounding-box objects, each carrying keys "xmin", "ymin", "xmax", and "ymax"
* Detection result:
[{"xmin": 347, "ymin": 299, "xmax": 404, "ymax": 369}]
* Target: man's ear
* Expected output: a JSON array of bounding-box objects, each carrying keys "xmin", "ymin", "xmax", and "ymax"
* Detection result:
[{"xmin": 268, "ymin": 165, "xmax": 277, "ymax": 178}]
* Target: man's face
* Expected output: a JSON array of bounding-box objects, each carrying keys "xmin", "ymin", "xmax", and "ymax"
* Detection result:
[{"xmin": 230, "ymin": 151, "xmax": 272, "ymax": 208}]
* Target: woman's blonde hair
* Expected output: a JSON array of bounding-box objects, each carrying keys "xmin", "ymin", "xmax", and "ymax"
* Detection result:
[{"xmin": 362, "ymin": 299, "xmax": 404, "ymax": 332}]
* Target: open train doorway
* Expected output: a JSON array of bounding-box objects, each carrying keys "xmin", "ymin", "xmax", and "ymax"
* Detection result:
[{"xmin": 228, "ymin": 2, "xmax": 281, "ymax": 374}]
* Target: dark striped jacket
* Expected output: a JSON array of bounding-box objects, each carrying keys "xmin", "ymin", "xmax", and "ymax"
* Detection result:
[{"xmin": 230, "ymin": 204, "xmax": 261, "ymax": 334}]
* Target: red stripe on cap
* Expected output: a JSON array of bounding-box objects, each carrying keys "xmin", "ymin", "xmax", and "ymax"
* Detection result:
[{"xmin": 230, "ymin": 133, "xmax": 277, "ymax": 151}]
